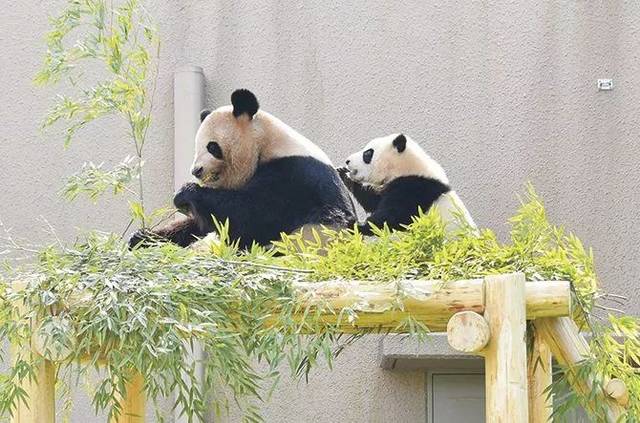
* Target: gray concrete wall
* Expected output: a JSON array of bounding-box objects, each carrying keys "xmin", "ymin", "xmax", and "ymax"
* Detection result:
[{"xmin": 1, "ymin": 1, "xmax": 639, "ymax": 421}]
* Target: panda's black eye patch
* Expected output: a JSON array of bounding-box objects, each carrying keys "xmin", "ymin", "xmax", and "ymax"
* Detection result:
[
  {"xmin": 363, "ymin": 149, "xmax": 374, "ymax": 164},
  {"xmin": 207, "ymin": 141, "xmax": 223, "ymax": 159}
]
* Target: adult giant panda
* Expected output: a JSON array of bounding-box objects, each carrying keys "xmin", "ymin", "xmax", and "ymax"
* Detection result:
[
  {"xmin": 130, "ymin": 89, "xmax": 355, "ymax": 249},
  {"xmin": 338, "ymin": 133, "xmax": 476, "ymax": 235}
]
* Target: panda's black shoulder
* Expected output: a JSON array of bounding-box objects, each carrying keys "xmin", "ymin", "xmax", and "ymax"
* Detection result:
[
  {"xmin": 244, "ymin": 155, "xmax": 355, "ymax": 227},
  {"xmin": 382, "ymin": 176, "xmax": 451, "ymax": 205},
  {"xmin": 248, "ymin": 155, "xmax": 352, "ymax": 210},
  {"xmin": 253, "ymin": 156, "xmax": 336, "ymax": 182}
]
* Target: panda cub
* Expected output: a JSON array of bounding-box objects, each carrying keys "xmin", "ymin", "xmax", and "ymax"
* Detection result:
[
  {"xmin": 338, "ymin": 133, "xmax": 475, "ymax": 235},
  {"xmin": 130, "ymin": 89, "xmax": 355, "ymax": 249}
]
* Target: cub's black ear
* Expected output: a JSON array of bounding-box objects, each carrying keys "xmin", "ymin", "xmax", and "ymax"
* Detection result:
[
  {"xmin": 392, "ymin": 134, "xmax": 407, "ymax": 153},
  {"xmin": 231, "ymin": 89, "xmax": 259, "ymax": 119},
  {"xmin": 200, "ymin": 109, "xmax": 212, "ymax": 122}
]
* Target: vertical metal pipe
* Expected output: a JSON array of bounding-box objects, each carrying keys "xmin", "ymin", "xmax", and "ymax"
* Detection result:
[
  {"xmin": 174, "ymin": 65, "xmax": 206, "ymax": 191},
  {"xmin": 173, "ymin": 65, "xmax": 207, "ymax": 422}
]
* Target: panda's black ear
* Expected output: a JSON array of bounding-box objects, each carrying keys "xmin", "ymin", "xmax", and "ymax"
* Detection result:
[
  {"xmin": 200, "ymin": 109, "xmax": 212, "ymax": 122},
  {"xmin": 231, "ymin": 89, "xmax": 259, "ymax": 119},
  {"xmin": 392, "ymin": 134, "xmax": 407, "ymax": 153}
]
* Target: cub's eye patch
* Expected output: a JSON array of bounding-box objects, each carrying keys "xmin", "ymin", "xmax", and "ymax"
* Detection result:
[
  {"xmin": 206, "ymin": 141, "xmax": 223, "ymax": 159},
  {"xmin": 363, "ymin": 148, "xmax": 374, "ymax": 164}
]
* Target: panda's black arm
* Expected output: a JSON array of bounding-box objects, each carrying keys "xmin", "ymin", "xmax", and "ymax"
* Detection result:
[
  {"xmin": 129, "ymin": 215, "xmax": 206, "ymax": 248},
  {"xmin": 173, "ymin": 159, "xmax": 359, "ymax": 247},
  {"xmin": 358, "ymin": 204, "xmax": 414, "ymax": 235},
  {"xmin": 336, "ymin": 167, "xmax": 381, "ymax": 212},
  {"xmin": 357, "ymin": 177, "xmax": 452, "ymax": 236},
  {"xmin": 173, "ymin": 182, "xmax": 267, "ymax": 242},
  {"xmin": 358, "ymin": 209, "xmax": 399, "ymax": 235},
  {"xmin": 350, "ymin": 183, "xmax": 382, "ymax": 213},
  {"xmin": 358, "ymin": 190, "xmax": 436, "ymax": 236}
]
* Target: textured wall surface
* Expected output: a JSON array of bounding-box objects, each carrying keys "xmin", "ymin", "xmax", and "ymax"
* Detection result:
[{"xmin": 1, "ymin": 1, "xmax": 639, "ymax": 422}]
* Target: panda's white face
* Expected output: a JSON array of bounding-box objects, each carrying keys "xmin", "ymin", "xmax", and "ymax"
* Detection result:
[
  {"xmin": 191, "ymin": 107, "xmax": 260, "ymax": 189},
  {"xmin": 344, "ymin": 133, "xmax": 449, "ymax": 187},
  {"xmin": 191, "ymin": 90, "xmax": 262, "ymax": 189}
]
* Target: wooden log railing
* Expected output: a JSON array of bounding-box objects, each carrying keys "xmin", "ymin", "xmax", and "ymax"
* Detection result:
[{"xmin": 10, "ymin": 273, "xmax": 628, "ymax": 422}]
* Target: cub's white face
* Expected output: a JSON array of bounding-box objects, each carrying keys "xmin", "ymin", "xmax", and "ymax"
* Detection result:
[
  {"xmin": 344, "ymin": 133, "xmax": 449, "ymax": 187},
  {"xmin": 191, "ymin": 106, "xmax": 260, "ymax": 189}
]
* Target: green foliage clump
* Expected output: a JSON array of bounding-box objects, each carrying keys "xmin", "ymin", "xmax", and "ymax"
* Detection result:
[
  {"xmin": 272, "ymin": 187, "xmax": 598, "ymax": 301},
  {"xmin": 0, "ymin": 234, "xmax": 353, "ymax": 422}
]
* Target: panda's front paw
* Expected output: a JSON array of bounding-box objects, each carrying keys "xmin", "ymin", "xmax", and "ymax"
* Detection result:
[
  {"xmin": 336, "ymin": 166, "xmax": 349, "ymax": 177},
  {"xmin": 357, "ymin": 222, "xmax": 374, "ymax": 236},
  {"xmin": 128, "ymin": 229, "xmax": 162, "ymax": 249},
  {"xmin": 173, "ymin": 182, "xmax": 201, "ymax": 211},
  {"xmin": 336, "ymin": 167, "xmax": 354, "ymax": 189}
]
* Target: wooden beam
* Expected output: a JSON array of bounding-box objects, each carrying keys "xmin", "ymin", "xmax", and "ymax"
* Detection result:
[
  {"xmin": 528, "ymin": 332, "xmax": 553, "ymax": 423},
  {"xmin": 292, "ymin": 279, "xmax": 570, "ymax": 332},
  {"xmin": 534, "ymin": 317, "xmax": 624, "ymax": 422},
  {"xmin": 483, "ymin": 273, "xmax": 529, "ymax": 422},
  {"xmin": 62, "ymin": 279, "xmax": 570, "ymax": 334},
  {"xmin": 113, "ymin": 371, "xmax": 145, "ymax": 423},
  {"xmin": 523, "ymin": 281, "xmax": 572, "ymax": 318}
]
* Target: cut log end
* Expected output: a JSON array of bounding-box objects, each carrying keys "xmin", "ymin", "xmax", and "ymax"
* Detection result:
[
  {"xmin": 446, "ymin": 311, "xmax": 490, "ymax": 353},
  {"xmin": 605, "ymin": 378, "xmax": 629, "ymax": 408}
]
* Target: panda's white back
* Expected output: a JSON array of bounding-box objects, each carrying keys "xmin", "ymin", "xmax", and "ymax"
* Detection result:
[
  {"xmin": 433, "ymin": 191, "xmax": 477, "ymax": 232},
  {"xmin": 255, "ymin": 111, "xmax": 333, "ymax": 166}
]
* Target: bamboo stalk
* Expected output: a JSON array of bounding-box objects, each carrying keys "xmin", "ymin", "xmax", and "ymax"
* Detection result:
[
  {"xmin": 483, "ymin": 273, "xmax": 529, "ymax": 422},
  {"xmin": 534, "ymin": 317, "xmax": 624, "ymax": 422},
  {"xmin": 528, "ymin": 332, "xmax": 553, "ymax": 423}
]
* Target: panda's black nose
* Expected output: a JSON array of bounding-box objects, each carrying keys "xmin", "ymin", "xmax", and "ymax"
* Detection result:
[
  {"xmin": 191, "ymin": 166, "xmax": 204, "ymax": 178},
  {"xmin": 345, "ymin": 159, "xmax": 350, "ymax": 165}
]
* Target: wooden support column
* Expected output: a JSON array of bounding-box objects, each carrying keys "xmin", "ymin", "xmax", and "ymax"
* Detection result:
[
  {"xmin": 534, "ymin": 317, "xmax": 624, "ymax": 422},
  {"xmin": 10, "ymin": 352, "xmax": 56, "ymax": 423},
  {"xmin": 528, "ymin": 332, "xmax": 553, "ymax": 423},
  {"xmin": 113, "ymin": 371, "xmax": 145, "ymax": 423},
  {"xmin": 11, "ymin": 281, "xmax": 55, "ymax": 423},
  {"xmin": 483, "ymin": 273, "xmax": 529, "ymax": 423}
]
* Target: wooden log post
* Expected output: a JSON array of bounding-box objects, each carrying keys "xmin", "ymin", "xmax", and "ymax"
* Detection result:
[
  {"xmin": 534, "ymin": 317, "xmax": 624, "ymax": 422},
  {"xmin": 527, "ymin": 332, "xmax": 553, "ymax": 423},
  {"xmin": 113, "ymin": 371, "xmax": 145, "ymax": 423},
  {"xmin": 483, "ymin": 273, "xmax": 529, "ymax": 423},
  {"xmin": 11, "ymin": 282, "xmax": 56, "ymax": 423},
  {"xmin": 10, "ymin": 348, "xmax": 56, "ymax": 423}
]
